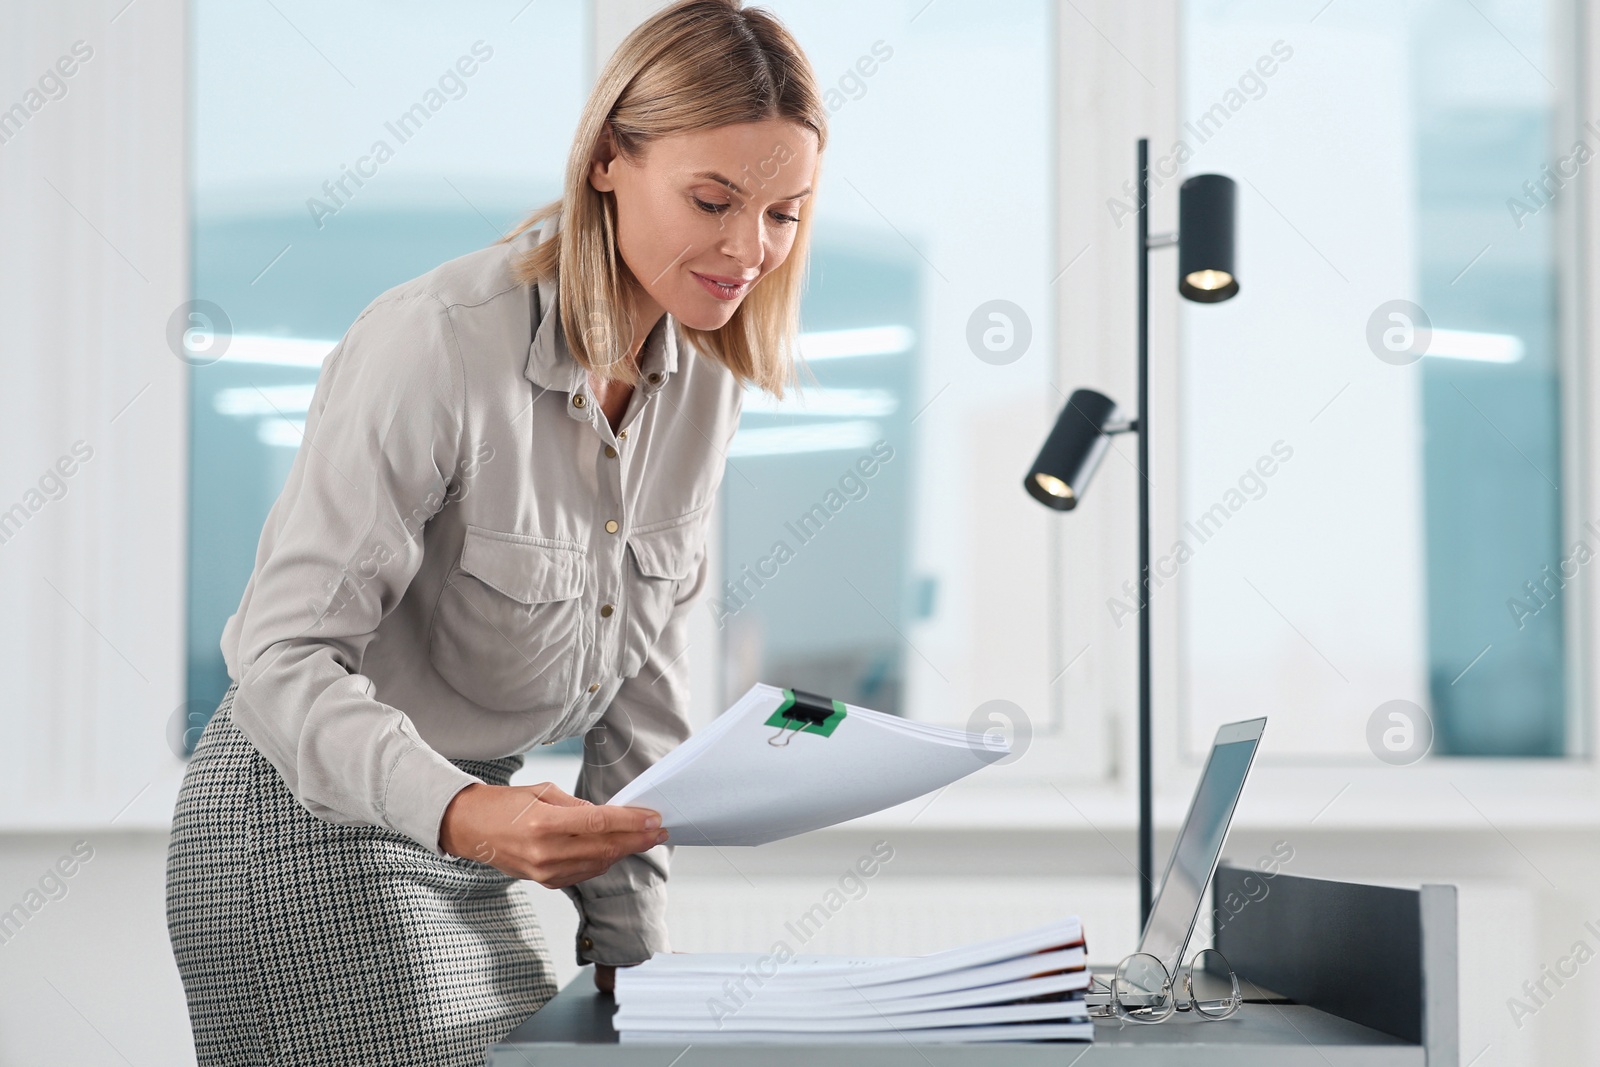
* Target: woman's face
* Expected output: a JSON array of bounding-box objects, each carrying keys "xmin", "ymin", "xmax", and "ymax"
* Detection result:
[{"xmin": 589, "ymin": 118, "xmax": 819, "ymax": 333}]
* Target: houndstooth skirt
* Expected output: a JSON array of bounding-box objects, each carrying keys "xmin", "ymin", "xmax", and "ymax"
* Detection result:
[{"xmin": 165, "ymin": 682, "xmax": 559, "ymax": 1067}]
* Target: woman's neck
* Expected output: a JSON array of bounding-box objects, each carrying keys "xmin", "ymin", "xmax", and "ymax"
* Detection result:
[{"xmin": 620, "ymin": 282, "xmax": 667, "ymax": 363}]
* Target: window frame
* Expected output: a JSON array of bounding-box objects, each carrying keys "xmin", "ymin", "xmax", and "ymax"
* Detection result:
[
  {"xmin": 1150, "ymin": 0, "xmax": 1600, "ymax": 825},
  {"xmin": 683, "ymin": 0, "xmax": 1600, "ymax": 831}
]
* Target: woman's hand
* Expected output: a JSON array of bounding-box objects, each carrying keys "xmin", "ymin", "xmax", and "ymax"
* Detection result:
[{"xmin": 438, "ymin": 780, "xmax": 666, "ymax": 889}]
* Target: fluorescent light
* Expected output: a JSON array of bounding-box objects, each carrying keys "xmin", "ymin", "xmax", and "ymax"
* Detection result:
[
  {"xmin": 221, "ymin": 335, "xmax": 339, "ymax": 367},
  {"xmin": 259, "ymin": 412, "xmax": 885, "ymax": 456},
  {"xmin": 257, "ymin": 419, "xmax": 306, "ymax": 449},
  {"xmin": 742, "ymin": 386, "xmax": 898, "ymax": 417},
  {"xmin": 219, "ymin": 325, "xmax": 914, "ymax": 370},
  {"xmin": 728, "ymin": 420, "xmax": 880, "ymax": 458},
  {"xmin": 1425, "ymin": 329, "xmax": 1524, "ymax": 364},
  {"xmin": 214, "ymin": 384, "xmax": 317, "ymax": 417},
  {"xmin": 798, "ymin": 325, "xmax": 914, "ymax": 361}
]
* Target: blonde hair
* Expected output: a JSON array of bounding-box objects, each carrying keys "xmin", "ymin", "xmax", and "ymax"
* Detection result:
[{"xmin": 500, "ymin": 0, "xmax": 827, "ymax": 397}]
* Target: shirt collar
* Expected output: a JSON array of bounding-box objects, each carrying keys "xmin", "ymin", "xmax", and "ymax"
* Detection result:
[{"xmin": 523, "ymin": 216, "xmax": 682, "ymax": 408}]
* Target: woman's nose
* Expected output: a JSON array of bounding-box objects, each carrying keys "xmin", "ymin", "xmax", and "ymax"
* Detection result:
[{"xmin": 717, "ymin": 210, "xmax": 766, "ymax": 271}]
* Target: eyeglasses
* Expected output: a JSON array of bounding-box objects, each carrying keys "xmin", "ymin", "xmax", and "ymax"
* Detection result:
[{"xmin": 1085, "ymin": 948, "xmax": 1242, "ymax": 1024}]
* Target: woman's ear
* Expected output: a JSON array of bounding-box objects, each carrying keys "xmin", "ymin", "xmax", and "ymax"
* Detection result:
[{"xmin": 589, "ymin": 125, "xmax": 620, "ymax": 193}]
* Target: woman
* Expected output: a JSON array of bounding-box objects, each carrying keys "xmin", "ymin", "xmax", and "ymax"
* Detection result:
[{"xmin": 164, "ymin": 2, "xmax": 825, "ymax": 1063}]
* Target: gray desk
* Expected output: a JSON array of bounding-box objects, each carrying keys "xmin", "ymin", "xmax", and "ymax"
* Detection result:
[
  {"xmin": 490, "ymin": 969, "xmax": 1422, "ymax": 1066},
  {"xmin": 489, "ymin": 868, "xmax": 1458, "ymax": 1066}
]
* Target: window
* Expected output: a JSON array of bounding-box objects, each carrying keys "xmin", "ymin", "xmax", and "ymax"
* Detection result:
[
  {"xmin": 716, "ymin": 1, "xmax": 1064, "ymax": 749},
  {"xmin": 185, "ymin": 1, "xmax": 588, "ymax": 735},
  {"xmin": 1178, "ymin": 0, "xmax": 1572, "ymax": 758}
]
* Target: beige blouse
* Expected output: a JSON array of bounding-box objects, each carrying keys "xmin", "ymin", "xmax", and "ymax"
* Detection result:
[{"xmin": 220, "ymin": 214, "xmax": 743, "ymax": 966}]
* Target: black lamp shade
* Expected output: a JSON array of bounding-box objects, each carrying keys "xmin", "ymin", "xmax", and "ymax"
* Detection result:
[
  {"xmin": 1024, "ymin": 389, "xmax": 1121, "ymax": 511},
  {"xmin": 1178, "ymin": 174, "xmax": 1239, "ymax": 302}
]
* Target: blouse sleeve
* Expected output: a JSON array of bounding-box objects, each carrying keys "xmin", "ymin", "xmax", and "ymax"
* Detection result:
[
  {"xmin": 222, "ymin": 289, "xmax": 480, "ymax": 854},
  {"xmin": 560, "ymin": 533, "xmax": 709, "ymax": 966},
  {"xmin": 558, "ymin": 386, "xmax": 737, "ymax": 967}
]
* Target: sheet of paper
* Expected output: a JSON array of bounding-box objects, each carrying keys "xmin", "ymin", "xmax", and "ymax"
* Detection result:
[
  {"xmin": 613, "ymin": 915, "xmax": 1093, "ymax": 1044},
  {"xmin": 616, "ymin": 998, "xmax": 1090, "ymax": 1033},
  {"xmin": 616, "ymin": 946, "xmax": 1089, "ymax": 1005},
  {"xmin": 618, "ymin": 1022, "xmax": 1095, "ymax": 1044},
  {"xmin": 610, "ymin": 683, "xmax": 1010, "ymax": 846},
  {"xmin": 613, "ymin": 968, "xmax": 1092, "ymax": 1020},
  {"xmin": 617, "ymin": 921, "xmax": 1081, "ymax": 985},
  {"xmin": 618, "ymin": 917, "xmax": 1085, "ymax": 992}
]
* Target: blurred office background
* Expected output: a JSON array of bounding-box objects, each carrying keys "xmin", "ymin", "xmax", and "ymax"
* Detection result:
[{"xmin": 1, "ymin": 0, "xmax": 1597, "ymax": 1063}]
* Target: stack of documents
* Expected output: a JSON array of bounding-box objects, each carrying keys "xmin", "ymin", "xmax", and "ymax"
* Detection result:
[
  {"xmin": 611, "ymin": 683, "xmax": 1011, "ymax": 846},
  {"xmin": 613, "ymin": 917, "xmax": 1093, "ymax": 1044}
]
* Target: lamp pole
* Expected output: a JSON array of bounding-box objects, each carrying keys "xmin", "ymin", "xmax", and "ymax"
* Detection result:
[
  {"xmin": 1135, "ymin": 138, "xmax": 1155, "ymax": 928},
  {"xmin": 1026, "ymin": 138, "xmax": 1236, "ymax": 929}
]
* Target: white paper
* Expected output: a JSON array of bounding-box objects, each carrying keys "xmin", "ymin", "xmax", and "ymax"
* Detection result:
[
  {"xmin": 616, "ymin": 998, "xmax": 1090, "ymax": 1032},
  {"xmin": 610, "ymin": 683, "xmax": 1010, "ymax": 846},
  {"xmin": 613, "ymin": 968, "xmax": 1092, "ymax": 1021},
  {"xmin": 620, "ymin": 917, "xmax": 1085, "ymax": 991},
  {"xmin": 615, "ymin": 946, "xmax": 1089, "ymax": 1006},
  {"xmin": 613, "ymin": 917, "xmax": 1093, "ymax": 1043},
  {"xmin": 618, "ymin": 1022, "xmax": 1095, "ymax": 1044}
]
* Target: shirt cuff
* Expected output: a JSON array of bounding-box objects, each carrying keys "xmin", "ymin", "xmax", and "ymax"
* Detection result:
[
  {"xmin": 563, "ymin": 881, "xmax": 670, "ymax": 967},
  {"xmin": 381, "ymin": 743, "xmax": 480, "ymax": 855}
]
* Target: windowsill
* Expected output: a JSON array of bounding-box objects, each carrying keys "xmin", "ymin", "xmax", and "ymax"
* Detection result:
[
  {"xmin": 835, "ymin": 759, "xmax": 1600, "ymax": 834},
  {"xmin": 9, "ymin": 753, "xmax": 1598, "ymax": 836}
]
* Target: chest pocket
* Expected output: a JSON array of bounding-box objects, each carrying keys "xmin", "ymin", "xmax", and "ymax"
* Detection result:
[
  {"xmin": 618, "ymin": 510, "xmax": 704, "ymax": 679},
  {"xmin": 428, "ymin": 526, "xmax": 586, "ymax": 712}
]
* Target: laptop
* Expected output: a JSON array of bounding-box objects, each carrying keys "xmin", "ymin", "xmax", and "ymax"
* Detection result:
[{"xmin": 1090, "ymin": 716, "xmax": 1267, "ymax": 997}]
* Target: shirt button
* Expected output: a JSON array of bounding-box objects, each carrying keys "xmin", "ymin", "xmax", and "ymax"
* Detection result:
[
  {"xmin": 572, "ymin": 394, "xmax": 587, "ymax": 408},
  {"xmin": 587, "ymin": 682, "xmax": 600, "ymax": 694},
  {"xmin": 580, "ymin": 936, "xmax": 594, "ymax": 952},
  {"xmin": 648, "ymin": 372, "xmax": 662, "ymax": 384},
  {"xmin": 605, "ymin": 519, "xmax": 619, "ymax": 534},
  {"xmin": 618, "ymin": 429, "xmax": 628, "ymax": 440},
  {"xmin": 604, "ymin": 445, "xmax": 618, "ymax": 459},
  {"xmin": 600, "ymin": 603, "xmax": 614, "ymax": 618}
]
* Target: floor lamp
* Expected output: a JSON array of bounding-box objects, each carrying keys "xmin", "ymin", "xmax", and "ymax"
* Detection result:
[{"xmin": 1024, "ymin": 138, "xmax": 1241, "ymax": 927}]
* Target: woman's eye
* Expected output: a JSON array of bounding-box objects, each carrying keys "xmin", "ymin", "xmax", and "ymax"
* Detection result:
[
  {"xmin": 769, "ymin": 211, "xmax": 800, "ymax": 225},
  {"xmin": 693, "ymin": 196, "xmax": 729, "ymax": 215}
]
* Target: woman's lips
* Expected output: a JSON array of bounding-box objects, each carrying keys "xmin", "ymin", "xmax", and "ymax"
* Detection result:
[{"xmin": 692, "ymin": 271, "xmax": 752, "ymax": 301}]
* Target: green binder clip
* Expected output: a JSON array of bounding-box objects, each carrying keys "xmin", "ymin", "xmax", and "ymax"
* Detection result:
[{"xmin": 765, "ymin": 688, "xmax": 847, "ymax": 746}]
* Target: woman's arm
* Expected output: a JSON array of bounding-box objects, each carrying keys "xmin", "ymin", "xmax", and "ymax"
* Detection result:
[
  {"xmin": 557, "ymin": 531, "xmax": 711, "ymax": 970},
  {"xmin": 225, "ymin": 289, "xmax": 479, "ymax": 853}
]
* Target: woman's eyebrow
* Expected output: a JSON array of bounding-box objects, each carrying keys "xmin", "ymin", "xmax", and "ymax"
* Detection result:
[{"xmin": 692, "ymin": 170, "xmax": 812, "ymax": 200}]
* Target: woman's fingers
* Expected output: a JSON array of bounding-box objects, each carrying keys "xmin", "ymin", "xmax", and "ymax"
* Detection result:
[
  {"xmin": 514, "ymin": 806, "xmax": 667, "ymax": 884},
  {"xmin": 516, "ymin": 841, "xmax": 660, "ymax": 888},
  {"xmin": 545, "ymin": 801, "xmax": 662, "ymax": 837},
  {"xmin": 524, "ymin": 781, "xmax": 588, "ymax": 808},
  {"xmin": 516, "ymin": 848, "xmax": 636, "ymax": 888},
  {"xmin": 470, "ymin": 792, "xmax": 666, "ymax": 886},
  {"xmin": 530, "ymin": 859, "xmax": 618, "ymax": 889},
  {"xmin": 443, "ymin": 785, "xmax": 663, "ymax": 888},
  {"xmin": 534, "ymin": 821, "xmax": 667, "ymax": 866}
]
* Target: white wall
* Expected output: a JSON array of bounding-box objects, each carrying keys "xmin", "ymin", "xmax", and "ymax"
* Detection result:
[{"xmin": 0, "ymin": 0, "xmax": 189, "ymax": 828}]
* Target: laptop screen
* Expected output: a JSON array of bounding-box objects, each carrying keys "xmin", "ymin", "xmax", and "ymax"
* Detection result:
[{"xmin": 1137, "ymin": 718, "xmax": 1266, "ymax": 977}]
